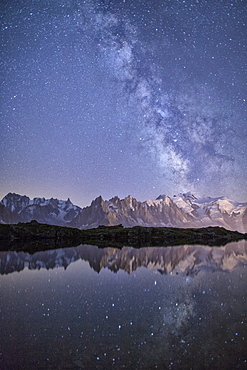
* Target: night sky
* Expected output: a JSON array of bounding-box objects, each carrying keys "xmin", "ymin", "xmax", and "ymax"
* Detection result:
[{"xmin": 1, "ymin": 0, "xmax": 246, "ymax": 207}]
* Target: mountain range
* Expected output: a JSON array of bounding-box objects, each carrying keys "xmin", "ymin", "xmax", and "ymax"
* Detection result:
[
  {"xmin": 1, "ymin": 192, "xmax": 247, "ymax": 232},
  {"xmin": 1, "ymin": 241, "xmax": 246, "ymax": 276}
]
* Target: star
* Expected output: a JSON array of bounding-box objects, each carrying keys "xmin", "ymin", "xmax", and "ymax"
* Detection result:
[{"xmin": 0, "ymin": 0, "xmax": 246, "ymax": 205}]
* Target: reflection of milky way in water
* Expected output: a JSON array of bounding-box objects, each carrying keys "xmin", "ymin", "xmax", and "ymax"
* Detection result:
[
  {"xmin": 1, "ymin": 242, "xmax": 247, "ymax": 369},
  {"xmin": 160, "ymin": 285, "xmax": 195, "ymax": 337}
]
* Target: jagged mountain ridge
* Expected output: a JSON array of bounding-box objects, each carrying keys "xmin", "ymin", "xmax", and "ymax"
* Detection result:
[
  {"xmin": 1, "ymin": 192, "xmax": 247, "ymax": 232},
  {"xmin": 1, "ymin": 241, "xmax": 247, "ymax": 276},
  {"xmin": 68, "ymin": 194, "xmax": 192, "ymax": 229},
  {"xmin": 1, "ymin": 193, "xmax": 81, "ymax": 226}
]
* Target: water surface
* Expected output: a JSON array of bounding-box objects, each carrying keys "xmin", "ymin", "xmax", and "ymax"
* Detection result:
[{"xmin": 1, "ymin": 242, "xmax": 247, "ymax": 369}]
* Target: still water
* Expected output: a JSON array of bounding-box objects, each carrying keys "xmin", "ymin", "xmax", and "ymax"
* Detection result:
[{"xmin": 1, "ymin": 242, "xmax": 247, "ymax": 369}]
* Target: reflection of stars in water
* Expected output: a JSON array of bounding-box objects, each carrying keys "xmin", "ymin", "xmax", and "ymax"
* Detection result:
[{"xmin": 1, "ymin": 255, "xmax": 247, "ymax": 368}]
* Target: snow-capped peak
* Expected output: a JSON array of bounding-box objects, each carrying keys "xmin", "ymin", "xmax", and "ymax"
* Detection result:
[{"xmin": 0, "ymin": 193, "xmax": 81, "ymax": 226}]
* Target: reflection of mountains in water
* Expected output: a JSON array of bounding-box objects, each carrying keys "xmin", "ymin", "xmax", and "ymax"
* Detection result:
[{"xmin": 1, "ymin": 241, "xmax": 247, "ymax": 276}]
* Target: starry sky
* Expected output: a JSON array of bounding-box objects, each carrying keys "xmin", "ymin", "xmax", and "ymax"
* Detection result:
[{"xmin": 1, "ymin": 0, "xmax": 246, "ymax": 207}]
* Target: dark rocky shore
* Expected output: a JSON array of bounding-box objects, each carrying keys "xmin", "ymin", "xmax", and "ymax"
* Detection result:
[{"xmin": 0, "ymin": 220, "xmax": 246, "ymax": 252}]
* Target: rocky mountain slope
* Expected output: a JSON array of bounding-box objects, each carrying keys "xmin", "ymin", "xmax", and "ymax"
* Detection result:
[
  {"xmin": 0, "ymin": 203, "xmax": 21, "ymax": 224},
  {"xmin": 68, "ymin": 195, "xmax": 192, "ymax": 229},
  {"xmin": 1, "ymin": 193, "xmax": 81, "ymax": 226},
  {"xmin": 1, "ymin": 192, "xmax": 247, "ymax": 232}
]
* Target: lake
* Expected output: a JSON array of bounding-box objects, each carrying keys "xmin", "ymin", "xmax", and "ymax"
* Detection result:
[{"xmin": 1, "ymin": 241, "xmax": 247, "ymax": 369}]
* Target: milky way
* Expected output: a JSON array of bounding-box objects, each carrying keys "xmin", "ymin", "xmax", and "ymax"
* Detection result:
[{"xmin": 1, "ymin": 0, "xmax": 246, "ymax": 206}]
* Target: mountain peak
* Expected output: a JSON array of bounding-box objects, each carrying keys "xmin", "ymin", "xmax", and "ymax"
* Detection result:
[
  {"xmin": 91, "ymin": 195, "xmax": 104, "ymax": 205},
  {"xmin": 1, "ymin": 193, "xmax": 31, "ymax": 214},
  {"xmin": 156, "ymin": 194, "xmax": 166, "ymax": 200},
  {"xmin": 109, "ymin": 196, "xmax": 120, "ymax": 203},
  {"xmin": 176, "ymin": 192, "xmax": 197, "ymax": 200}
]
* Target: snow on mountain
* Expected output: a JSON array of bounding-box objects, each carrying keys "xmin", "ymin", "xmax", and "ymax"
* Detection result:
[
  {"xmin": 169, "ymin": 193, "xmax": 247, "ymax": 232},
  {"xmin": 1, "ymin": 193, "xmax": 81, "ymax": 226},
  {"xmin": 1, "ymin": 192, "xmax": 247, "ymax": 232},
  {"xmin": 1, "ymin": 193, "xmax": 30, "ymax": 214}
]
